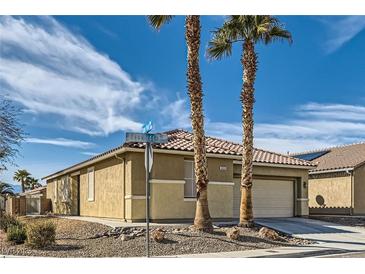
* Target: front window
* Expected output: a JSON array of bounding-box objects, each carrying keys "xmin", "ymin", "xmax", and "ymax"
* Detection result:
[{"xmin": 184, "ymin": 160, "xmax": 197, "ymax": 198}]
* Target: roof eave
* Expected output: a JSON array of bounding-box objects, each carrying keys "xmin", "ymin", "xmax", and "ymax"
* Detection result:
[
  {"xmin": 42, "ymin": 147, "xmax": 140, "ymax": 181},
  {"xmin": 309, "ymin": 167, "xmax": 354, "ymax": 175}
]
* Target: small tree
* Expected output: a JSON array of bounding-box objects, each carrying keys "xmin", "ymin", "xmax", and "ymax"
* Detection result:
[{"xmin": 0, "ymin": 97, "xmax": 24, "ymax": 171}]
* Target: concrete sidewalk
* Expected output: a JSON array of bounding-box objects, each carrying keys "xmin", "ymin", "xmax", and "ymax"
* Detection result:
[{"xmin": 171, "ymin": 244, "xmax": 363, "ymax": 258}]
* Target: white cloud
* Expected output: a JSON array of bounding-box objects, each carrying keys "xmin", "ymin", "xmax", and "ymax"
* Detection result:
[
  {"xmin": 203, "ymin": 102, "xmax": 365, "ymax": 154},
  {"xmin": 321, "ymin": 16, "xmax": 365, "ymax": 53},
  {"xmin": 160, "ymin": 96, "xmax": 191, "ymax": 129},
  {"xmin": 26, "ymin": 137, "xmax": 95, "ymax": 149},
  {"xmin": 0, "ymin": 16, "xmax": 148, "ymax": 136},
  {"xmin": 81, "ymin": 151, "xmax": 99, "ymax": 156}
]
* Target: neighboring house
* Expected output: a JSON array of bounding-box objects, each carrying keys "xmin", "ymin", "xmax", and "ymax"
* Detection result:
[
  {"xmin": 293, "ymin": 142, "xmax": 365, "ymax": 215},
  {"xmin": 43, "ymin": 129, "xmax": 315, "ymax": 222},
  {"xmin": 5, "ymin": 187, "xmax": 51, "ymax": 216}
]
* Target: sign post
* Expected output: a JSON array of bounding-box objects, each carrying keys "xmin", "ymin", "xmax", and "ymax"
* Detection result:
[{"xmin": 125, "ymin": 126, "xmax": 167, "ymax": 258}]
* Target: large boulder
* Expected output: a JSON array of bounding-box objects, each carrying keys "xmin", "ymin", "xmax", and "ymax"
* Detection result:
[
  {"xmin": 226, "ymin": 227, "xmax": 240, "ymax": 240},
  {"xmin": 151, "ymin": 228, "xmax": 165, "ymax": 242},
  {"xmin": 258, "ymin": 227, "xmax": 281, "ymax": 241}
]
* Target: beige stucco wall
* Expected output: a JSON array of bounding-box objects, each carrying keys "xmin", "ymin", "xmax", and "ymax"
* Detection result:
[
  {"xmin": 127, "ymin": 152, "xmax": 234, "ymax": 221},
  {"xmin": 79, "ymin": 157, "xmax": 124, "ymax": 219},
  {"xmin": 47, "ymin": 176, "xmax": 78, "ymax": 215},
  {"xmin": 354, "ymin": 164, "xmax": 365, "ymax": 215},
  {"xmin": 47, "ymin": 156, "xmax": 125, "ymax": 219},
  {"xmin": 308, "ymin": 175, "xmax": 352, "ymax": 210}
]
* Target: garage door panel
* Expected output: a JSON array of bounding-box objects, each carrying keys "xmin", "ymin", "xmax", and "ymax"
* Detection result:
[{"xmin": 233, "ymin": 178, "xmax": 294, "ymax": 218}]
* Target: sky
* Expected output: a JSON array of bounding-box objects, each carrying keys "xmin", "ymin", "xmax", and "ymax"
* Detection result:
[{"xmin": 1, "ymin": 15, "xmax": 365, "ymax": 185}]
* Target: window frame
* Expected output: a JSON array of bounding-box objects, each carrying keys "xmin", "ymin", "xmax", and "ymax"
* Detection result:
[
  {"xmin": 184, "ymin": 160, "xmax": 196, "ymax": 198},
  {"xmin": 87, "ymin": 167, "xmax": 95, "ymax": 202}
]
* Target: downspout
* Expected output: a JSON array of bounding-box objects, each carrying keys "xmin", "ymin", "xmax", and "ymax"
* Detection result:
[
  {"xmin": 115, "ymin": 154, "xmax": 127, "ymax": 222},
  {"xmin": 347, "ymin": 169, "xmax": 354, "ymax": 216}
]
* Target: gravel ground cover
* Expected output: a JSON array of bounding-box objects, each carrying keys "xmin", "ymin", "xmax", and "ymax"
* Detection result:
[
  {"xmin": 1, "ymin": 216, "xmax": 311, "ymax": 257},
  {"xmin": 310, "ymin": 216, "xmax": 365, "ymax": 229}
]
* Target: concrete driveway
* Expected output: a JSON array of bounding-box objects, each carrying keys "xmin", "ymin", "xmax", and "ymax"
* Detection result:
[{"xmin": 255, "ymin": 217, "xmax": 365, "ymax": 252}]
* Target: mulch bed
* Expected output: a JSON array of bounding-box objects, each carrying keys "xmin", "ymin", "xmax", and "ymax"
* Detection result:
[
  {"xmin": 1, "ymin": 216, "xmax": 311, "ymax": 257},
  {"xmin": 310, "ymin": 216, "xmax": 365, "ymax": 229}
]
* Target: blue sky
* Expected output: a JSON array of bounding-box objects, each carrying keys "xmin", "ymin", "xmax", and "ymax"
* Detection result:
[{"xmin": 1, "ymin": 15, "xmax": 365, "ymax": 185}]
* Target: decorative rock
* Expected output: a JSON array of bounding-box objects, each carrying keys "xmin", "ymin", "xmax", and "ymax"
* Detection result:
[
  {"xmin": 258, "ymin": 227, "xmax": 281, "ymax": 241},
  {"xmin": 172, "ymin": 228, "xmax": 181, "ymax": 234},
  {"xmin": 226, "ymin": 227, "xmax": 240, "ymax": 240},
  {"xmin": 120, "ymin": 234, "xmax": 133, "ymax": 241},
  {"xmin": 151, "ymin": 228, "xmax": 165, "ymax": 242}
]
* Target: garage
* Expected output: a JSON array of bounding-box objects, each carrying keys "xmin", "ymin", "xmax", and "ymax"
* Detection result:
[{"xmin": 233, "ymin": 178, "xmax": 295, "ymax": 218}]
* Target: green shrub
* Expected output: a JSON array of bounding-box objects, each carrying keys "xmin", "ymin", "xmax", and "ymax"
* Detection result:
[
  {"xmin": 26, "ymin": 221, "xmax": 56, "ymax": 248},
  {"xmin": 7, "ymin": 224, "xmax": 27, "ymax": 244},
  {"xmin": 0, "ymin": 214, "xmax": 21, "ymax": 232}
]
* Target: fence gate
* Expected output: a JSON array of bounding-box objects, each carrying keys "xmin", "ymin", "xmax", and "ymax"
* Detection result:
[{"xmin": 26, "ymin": 196, "xmax": 41, "ymax": 215}]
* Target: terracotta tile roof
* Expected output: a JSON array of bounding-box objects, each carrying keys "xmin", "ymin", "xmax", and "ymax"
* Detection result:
[
  {"xmin": 292, "ymin": 142, "xmax": 365, "ymax": 172},
  {"xmin": 43, "ymin": 129, "xmax": 314, "ymax": 180},
  {"xmin": 124, "ymin": 129, "xmax": 315, "ymax": 167}
]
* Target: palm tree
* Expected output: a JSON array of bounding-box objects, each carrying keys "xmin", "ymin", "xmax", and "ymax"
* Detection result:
[
  {"xmin": 0, "ymin": 181, "xmax": 14, "ymax": 195},
  {"xmin": 28, "ymin": 177, "xmax": 41, "ymax": 190},
  {"xmin": 207, "ymin": 16, "xmax": 292, "ymax": 227},
  {"xmin": 13, "ymin": 169, "xmax": 31, "ymax": 193},
  {"xmin": 148, "ymin": 15, "xmax": 213, "ymax": 232}
]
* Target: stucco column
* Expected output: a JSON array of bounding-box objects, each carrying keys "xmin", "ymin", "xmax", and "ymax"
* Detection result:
[{"xmin": 295, "ymin": 175, "xmax": 309, "ymax": 216}]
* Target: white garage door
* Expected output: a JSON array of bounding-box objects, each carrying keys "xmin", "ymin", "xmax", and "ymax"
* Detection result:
[{"xmin": 233, "ymin": 178, "xmax": 294, "ymax": 218}]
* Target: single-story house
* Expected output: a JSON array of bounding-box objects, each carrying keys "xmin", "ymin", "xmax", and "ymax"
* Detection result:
[
  {"xmin": 43, "ymin": 129, "xmax": 315, "ymax": 222},
  {"xmin": 5, "ymin": 186, "xmax": 51, "ymax": 216},
  {"xmin": 293, "ymin": 142, "xmax": 365, "ymax": 215}
]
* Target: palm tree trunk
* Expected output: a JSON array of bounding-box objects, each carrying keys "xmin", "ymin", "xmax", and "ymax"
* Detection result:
[
  {"xmin": 239, "ymin": 40, "xmax": 257, "ymax": 227},
  {"xmin": 185, "ymin": 15, "xmax": 213, "ymax": 232},
  {"xmin": 21, "ymin": 179, "xmax": 25, "ymax": 193}
]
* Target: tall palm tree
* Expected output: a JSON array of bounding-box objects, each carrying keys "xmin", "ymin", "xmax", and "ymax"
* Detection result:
[
  {"xmin": 28, "ymin": 177, "xmax": 41, "ymax": 190},
  {"xmin": 0, "ymin": 181, "xmax": 14, "ymax": 195},
  {"xmin": 207, "ymin": 16, "xmax": 292, "ymax": 227},
  {"xmin": 148, "ymin": 15, "xmax": 212, "ymax": 232},
  {"xmin": 13, "ymin": 169, "xmax": 31, "ymax": 193}
]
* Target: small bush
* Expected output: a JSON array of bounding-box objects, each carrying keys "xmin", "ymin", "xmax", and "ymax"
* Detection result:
[
  {"xmin": 26, "ymin": 221, "xmax": 56, "ymax": 248},
  {"xmin": 7, "ymin": 224, "xmax": 27, "ymax": 244},
  {"xmin": 0, "ymin": 214, "xmax": 21, "ymax": 232}
]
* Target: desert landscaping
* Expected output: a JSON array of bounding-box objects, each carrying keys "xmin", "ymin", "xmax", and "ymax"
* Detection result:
[{"xmin": 0, "ymin": 216, "xmax": 312, "ymax": 257}]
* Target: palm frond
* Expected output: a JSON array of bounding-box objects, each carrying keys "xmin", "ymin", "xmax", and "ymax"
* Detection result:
[
  {"xmin": 0, "ymin": 181, "xmax": 14, "ymax": 195},
  {"xmin": 147, "ymin": 15, "xmax": 174, "ymax": 30},
  {"xmin": 264, "ymin": 26, "xmax": 293, "ymax": 44},
  {"xmin": 207, "ymin": 35, "xmax": 233, "ymax": 60}
]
